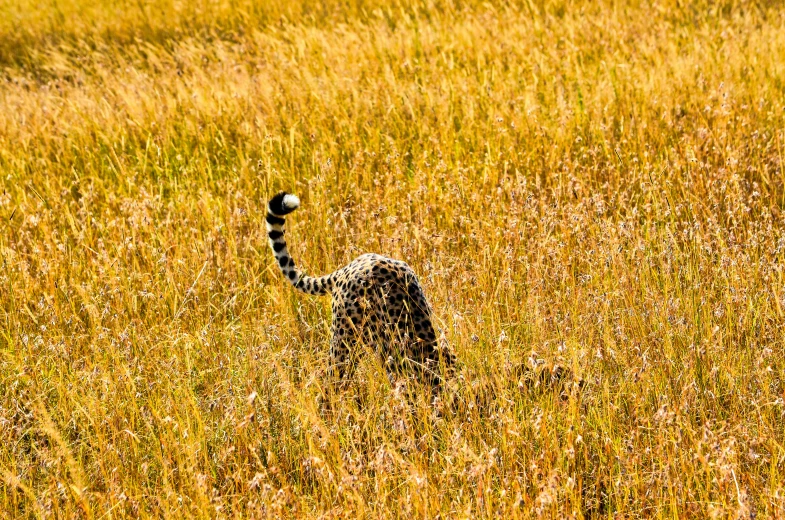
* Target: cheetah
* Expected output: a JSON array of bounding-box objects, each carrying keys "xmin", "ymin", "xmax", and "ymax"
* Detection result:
[{"xmin": 266, "ymin": 192, "xmax": 455, "ymax": 386}]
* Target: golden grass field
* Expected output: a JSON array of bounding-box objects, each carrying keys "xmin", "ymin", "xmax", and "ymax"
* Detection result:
[{"xmin": 1, "ymin": 0, "xmax": 784, "ymax": 517}]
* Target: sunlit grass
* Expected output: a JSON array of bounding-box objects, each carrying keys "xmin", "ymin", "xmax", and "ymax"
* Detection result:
[{"xmin": 1, "ymin": 0, "xmax": 784, "ymax": 517}]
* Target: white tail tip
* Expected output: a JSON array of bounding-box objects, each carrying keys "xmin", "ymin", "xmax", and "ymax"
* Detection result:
[{"xmin": 282, "ymin": 194, "xmax": 300, "ymax": 210}]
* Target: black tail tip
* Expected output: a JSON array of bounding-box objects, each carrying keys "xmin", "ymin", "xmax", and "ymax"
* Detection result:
[{"xmin": 268, "ymin": 192, "xmax": 300, "ymax": 216}]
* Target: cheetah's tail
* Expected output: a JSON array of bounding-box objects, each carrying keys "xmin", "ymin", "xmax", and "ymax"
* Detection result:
[{"xmin": 266, "ymin": 192, "xmax": 333, "ymax": 296}]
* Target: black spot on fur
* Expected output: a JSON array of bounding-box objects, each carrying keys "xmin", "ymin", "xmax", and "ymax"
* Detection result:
[
  {"xmin": 268, "ymin": 230, "xmax": 284, "ymax": 240},
  {"xmin": 279, "ymin": 256, "xmax": 289, "ymax": 267},
  {"xmin": 288, "ymin": 271, "xmax": 296, "ymax": 280},
  {"xmin": 273, "ymin": 242, "xmax": 286, "ymax": 253}
]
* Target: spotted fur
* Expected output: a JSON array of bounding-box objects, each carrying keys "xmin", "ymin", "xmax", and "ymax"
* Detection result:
[{"xmin": 266, "ymin": 192, "xmax": 454, "ymax": 385}]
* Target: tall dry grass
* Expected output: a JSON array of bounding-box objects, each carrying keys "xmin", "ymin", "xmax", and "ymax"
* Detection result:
[{"xmin": 1, "ymin": 0, "xmax": 784, "ymax": 517}]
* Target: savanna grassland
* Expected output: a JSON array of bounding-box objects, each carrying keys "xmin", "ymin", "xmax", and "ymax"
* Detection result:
[{"xmin": 1, "ymin": 0, "xmax": 785, "ymax": 517}]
